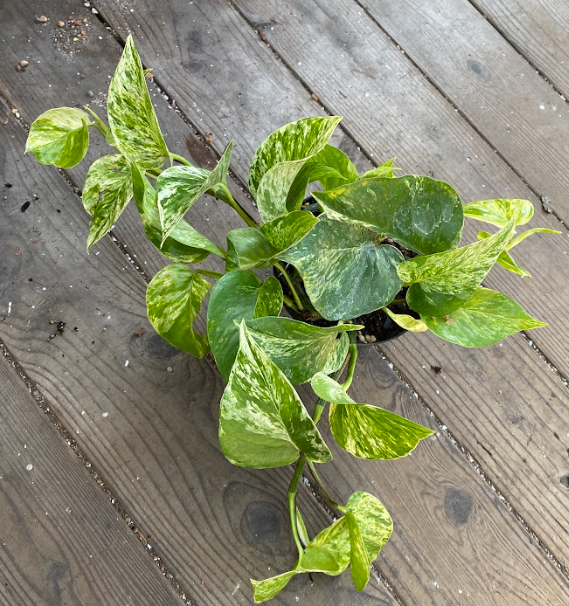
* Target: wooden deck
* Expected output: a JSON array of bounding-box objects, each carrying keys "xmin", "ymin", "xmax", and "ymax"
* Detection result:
[{"xmin": 1, "ymin": 0, "xmax": 568, "ymax": 604}]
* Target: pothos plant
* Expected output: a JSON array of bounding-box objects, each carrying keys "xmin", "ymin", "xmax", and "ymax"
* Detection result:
[{"xmin": 25, "ymin": 36, "xmax": 557, "ymax": 603}]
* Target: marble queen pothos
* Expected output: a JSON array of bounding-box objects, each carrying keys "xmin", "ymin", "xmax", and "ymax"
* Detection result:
[{"xmin": 24, "ymin": 35, "xmax": 557, "ymax": 603}]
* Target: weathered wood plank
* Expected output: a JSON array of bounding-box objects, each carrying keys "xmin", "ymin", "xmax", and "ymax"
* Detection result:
[
  {"xmin": 0, "ymin": 101, "xmax": 396, "ymax": 605},
  {"xmin": 354, "ymin": 0, "xmax": 569, "ymax": 220},
  {"xmin": 471, "ymin": 0, "xmax": 569, "ymax": 98},
  {"xmin": 0, "ymin": 354, "xmax": 185, "ymax": 606}
]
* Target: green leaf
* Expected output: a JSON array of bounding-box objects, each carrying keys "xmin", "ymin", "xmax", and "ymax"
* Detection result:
[
  {"xmin": 463, "ymin": 198, "xmax": 534, "ymax": 227},
  {"xmin": 252, "ymin": 491, "xmax": 392, "ymax": 602},
  {"xmin": 476, "ymin": 231, "xmax": 530, "ymax": 278},
  {"xmin": 25, "ymin": 107, "xmax": 90, "ymax": 169},
  {"xmin": 245, "ymin": 317, "xmax": 360, "ymax": 384},
  {"xmin": 311, "ymin": 373, "xmax": 433, "ymax": 459},
  {"xmin": 219, "ymin": 322, "xmax": 332, "ymax": 468},
  {"xmin": 286, "ymin": 145, "xmax": 359, "ymax": 212},
  {"xmin": 359, "ymin": 158, "xmax": 399, "ymax": 180},
  {"xmin": 82, "ymin": 155, "xmax": 133, "ymax": 250},
  {"xmin": 422, "ymin": 287, "xmax": 547, "ymax": 347},
  {"xmin": 344, "ymin": 511, "xmax": 369, "ymax": 591},
  {"xmin": 226, "ymin": 211, "xmax": 318, "ymax": 270},
  {"xmin": 506, "ymin": 227, "xmax": 561, "ymax": 249},
  {"xmin": 157, "ymin": 141, "xmax": 233, "ymax": 243},
  {"xmin": 146, "ymin": 264, "xmax": 210, "ymax": 358},
  {"xmin": 107, "ymin": 35, "xmax": 168, "ymax": 169},
  {"xmin": 383, "ymin": 307, "xmax": 428, "ymax": 332},
  {"xmin": 281, "ymin": 216, "xmax": 404, "ymax": 320},
  {"xmin": 248, "ymin": 116, "xmax": 342, "ymax": 221},
  {"xmin": 131, "ymin": 163, "xmax": 224, "ymax": 263},
  {"xmin": 399, "ymin": 221, "xmax": 515, "ymax": 316},
  {"xmin": 314, "ymin": 175, "xmax": 464, "ymax": 255},
  {"xmin": 207, "ymin": 270, "xmax": 283, "ymax": 381}
]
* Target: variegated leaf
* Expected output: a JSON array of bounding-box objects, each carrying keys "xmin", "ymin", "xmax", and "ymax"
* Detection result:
[
  {"xmin": 226, "ymin": 211, "xmax": 318, "ymax": 270},
  {"xmin": 315, "ymin": 175, "xmax": 464, "ymax": 255},
  {"xmin": 506, "ymin": 227, "xmax": 561, "ymax": 249},
  {"xmin": 107, "ymin": 35, "xmax": 168, "ymax": 169},
  {"xmin": 398, "ymin": 221, "xmax": 515, "ymax": 316},
  {"xmin": 311, "ymin": 373, "xmax": 433, "ymax": 459},
  {"xmin": 286, "ymin": 145, "xmax": 359, "ymax": 212},
  {"xmin": 207, "ymin": 270, "xmax": 283, "ymax": 381},
  {"xmin": 463, "ymin": 198, "xmax": 534, "ymax": 227},
  {"xmin": 146, "ymin": 264, "xmax": 210, "ymax": 358},
  {"xmin": 252, "ymin": 491, "xmax": 392, "ymax": 602},
  {"xmin": 82, "ymin": 155, "xmax": 133, "ymax": 250},
  {"xmin": 157, "ymin": 141, "xmax": 233, "ymax": 243},
  {"xmin": 249, "ymin": 116, "xmax": 342, "ymax": 221},
  {"xmin": 219, "ymin": 322, "xmax": 332, "ymax": 468},
  {"xmin": 245, "ymin": 317, "xmax": 360, "ymax": 384},
  {"xmin": 131, "ymin": 163, "xmax": 224, "ymax": 263},
  {"xmin": 422, "ymin": 287, "xmax": 547, "ymax": 347},
  {"xmin": 476, "ymin": 231, "xmax": 530, "ymax": 278},
  {"xmin": 383, "ymin": 307, "xmax": 428, "ymax": 332},
  {"xmin": 25, "ymin": 107, "xmax": 90, "ymax": 169},
  {"xmin": 344, "ymin": 511, "xmax": 369, "ymax": 590},
  {"xmin": 280, "ymin": 216, "xmax": 404, "ymax": 320},
  {"xmin": 359, "ymin": 158, "xmax": 399, "ymax": 180}
]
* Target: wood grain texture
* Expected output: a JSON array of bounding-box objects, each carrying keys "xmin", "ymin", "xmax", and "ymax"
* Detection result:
[
  {"xmin": 0, "ymin": 354, "xmax": 184, "ymax": 606},
  {"xmin": 471, "ymin": 0, "xmax": 569, "ymax": 98},
  {"xmin": 354, "ymin": 0, "xmax": 569, "ymax": 220},
  {"xmin": 0, "ymin": 102, "xmax": 395, "ymax": 606}
]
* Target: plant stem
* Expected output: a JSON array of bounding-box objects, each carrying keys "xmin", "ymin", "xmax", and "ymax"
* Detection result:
[
  {"xmin": 342, "ymin": 342, "xmax": 358, "ymax": 391},
  {"xmin": 307, "ymin": 460, "xmax": 340, "ymax": 510},
  {"xmin": 288, "ymin": 456, "xmax": 306, "ymax": 557},
  {"xmin": 169, "ymin": 152, "xmax": 193, "ymax": 167},
  {"xmin": 282, "ymin": 294, "xmax": 299, "ymax": 312},
  {"xmin": 391, "ymin": 298, "xmax": 406, "ymax": 305},
  {"xmin": 274, "ymin": 262, "xmax": 304, "ymax": 311},
  {"xmin": 216, "ymin": 184, "xmax": 259, "ymax": 228},
  {"xmin": 196, "ymin": 269, "xmax": 224, "ymax": 279}
]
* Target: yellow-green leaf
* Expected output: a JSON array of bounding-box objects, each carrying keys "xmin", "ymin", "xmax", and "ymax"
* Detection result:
[
  {"xmin": 383, "ymin": 307, "xmax": 428, "ymax": 332},
  {"xmin": 25, "ymin": 107, "xmax": 90, "ymax": 169},
  {"xmin": 107, "ymin": 35, "xmax": 168, "ymax": 169},
  {"xmin": 359, "ymin": 158, "xmax": 399, "ymax": 179},
  {"xmin": 422, "ymin": 287, "xmax": 547, "ymax": 347},
  {"xmin": 463, "ymin": 198, "xmax": 533, "ymax": 227}
]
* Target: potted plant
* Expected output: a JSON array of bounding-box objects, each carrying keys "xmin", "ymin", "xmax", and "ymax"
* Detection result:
[{"xmin": 25, "ymin": 36, "xmax": 557, "ymax": 603}]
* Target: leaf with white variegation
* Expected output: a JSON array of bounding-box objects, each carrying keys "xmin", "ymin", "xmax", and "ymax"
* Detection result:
[
  {"xmin": 146, "ymin": 264, "xmax": 210, "ymax": 358},
  {"xmin": 281, "ymin": 216, "xmax": 404, "ymax": 320},
  {"xmin": 219, "ymin": 322, "xmax": 331, "ymax": 468},
  {"xmin": 226, "ymin": 211, "xmax": 318, "ymax": 270},
  {"xmin": 422, "ymin": 287, "xmax": 547, "ymax": 347},
  {"xmin": 359, "ymin": 158, "xmax": 399, "ymax": 180},
  {"xmin": 82, "ymin": 155, "xmax": 133, "ymax": 250},
  {"xmin": 311, "ymin": 373, "xmax": 433, "ymax": 459},
  {"xmin": 207, "ymin": 270, "xmax": 283, "ymax": 381},
  {"xmin": 25, "ymin": 107, "xmax": 90, "ymax": 169},
  {"xmin": 463, "ymin": 198, "xmax": 534, "ymax": 227},
  {"xmin": 398, "ymin": 221, "xmax": 515, "ymax": 316},
  {"xmin": 107, "ymin": 36, "xmax": 168, "ymax": 169},
  {"xmin": 315, "ymin": 175, "xmax": 464, "ymax": 255},
  {"xmin": 157, "ymin": 141, "xmax": 233, "ymax": 243},
  {"xmin": 249, "ymin": 116, "xmax": 342, "ymax": 221},
  {"xmin": 476, "ymin": 231, "xmax": 530, "ymax": 278},
  {"xmin": 245, "ymin": 317, "xmax": 360, "ymax": 384},
  {"xmin": 131, "ymin": 163, "xmax": 224, "ymax": 264},
  {"xmin": 252, "ymin": 491, "xmax": 392, "ymax": 602}
]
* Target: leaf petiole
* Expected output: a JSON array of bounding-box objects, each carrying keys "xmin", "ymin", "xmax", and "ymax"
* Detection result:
[
  {"xmin": 342, "ymin": 339, "xmax": 358, "ymax": 391},
  {"xmin": 288, "ymin": 456, "xmax": 306, "ymax": 557},
  {"xmin": 215, "ymin": 183, "xmax": 259, "ymax": 228},
  {"xmin": 307, "ymin": 460, "xmax": 340, "ymax": 511},
  {"xmin": 195, "ymin": 268, "xmax": 224, "ymax": 279},
  {"xmin": 168, "ymin": 152, "xmax": 193, "ymax": 167},
  {"xmin": 274, "ymin": 262, "xmax": 304, "ymax": 311}
]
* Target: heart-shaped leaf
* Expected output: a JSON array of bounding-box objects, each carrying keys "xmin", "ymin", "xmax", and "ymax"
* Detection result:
[
  {"xmin": 131, "ymin": 163, "xmax": 224, "ymax": 263},
  {"xmin": 311, "ymin": 373, "xmax": 433, "ymax": 459},
  {"xmin": 107, "ymin": 35, "xmax": 168, "ymax": 169},
  {"xmin": 463, "ymin": 198, "xmax": 534, "ymax": 227},
  {"xmin": 207, "ymin": 270, "xmax": 283, "ymax": 381},
  {"xmin": 219, "ymin": 322, "xmax": 332, "ymax": 468},
  {"xmin": 422, "ymin": 287, "xmax": 547, "ymax": 347},
  {"xmin": 252, "ymin": 491, "xmax": 392, "ymax": 602},
  {"xmin": 399, "ymin": 221, "xmax": 515, "ymax": 316},
  {"xmin": 146, "ymin": 264, "xmax": 210, "ymax": 358},
  {"xmin": 314, "ymin": 175, "xmax": 464, "ymax": 255},
  {"xmin": 157, "ymin": 142, "xmax": 233, "ymax": 243},
  {"xmin": 249, "ymin": 116, "xmax": 342, "ymax": 221},
  {"xmin": 82, "ymin": 154, "xmax": 133, "ymax": 250},
  {"xmin": 245, "ymin": 317, "xmax": 359, "ymax": 384},
  {"xmin": 25, "ymin": 107, "xmax": 90, "ymax": 169},
  {"xmin": 226, "ymin": 211, "xmax": 318, "ymax": 270},
  {"xmin": 281, "ymin": 216, "xmax": 404, "ymax": 320}
]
